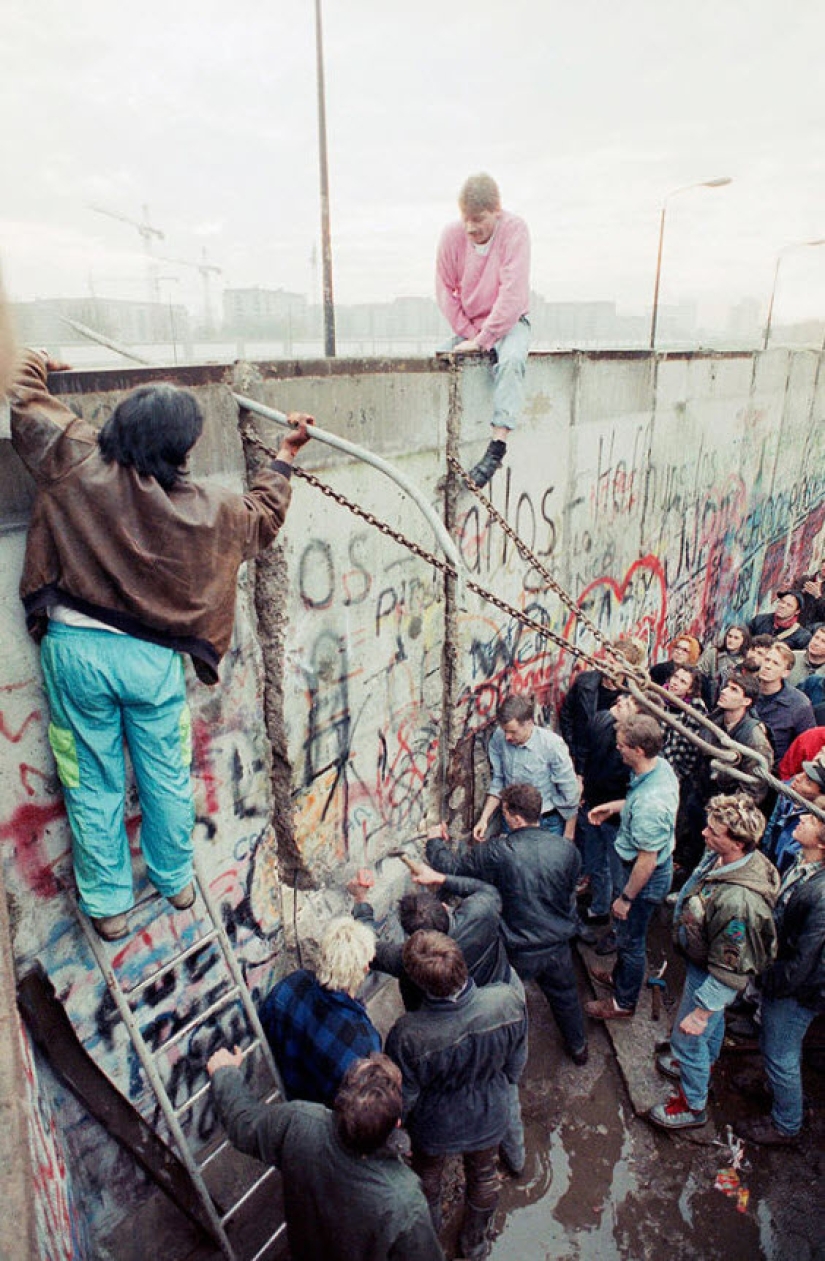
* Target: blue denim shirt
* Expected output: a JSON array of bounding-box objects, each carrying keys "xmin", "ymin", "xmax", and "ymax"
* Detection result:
[
  {"xmin": 615, "ymin": 757, "xmax": 678, "ymax": 865},
  {"xmin": 488, "ymin": 724, "xmax": 580, "ymax": 819}
]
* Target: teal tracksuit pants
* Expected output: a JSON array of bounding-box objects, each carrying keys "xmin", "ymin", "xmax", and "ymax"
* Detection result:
[{"xmin": 40, "ymin": 623, "xmax": 195, "ymax": 918}]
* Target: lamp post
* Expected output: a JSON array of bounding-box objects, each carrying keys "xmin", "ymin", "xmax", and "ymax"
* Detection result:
[
  {"xmin": 763, "ymin": 238, "xmax": 825, "ymax": 350},
  {"xmin": 649, "ymin": 177, "xmax": 732, "ymax": 350},
  {"xmin": 315, "ymin": 0, "xmax": 336, "ymax": 357}
]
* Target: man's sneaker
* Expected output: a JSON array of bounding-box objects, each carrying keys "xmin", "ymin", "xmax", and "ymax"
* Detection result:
[
  {"xmin": 594, "ymin": 930, "xmax": 618, "ymax": 956},
  {"xmin": 736, "ymin": 1116, "xmax": 799, "ymax": 1147},
  {"xmin": 569, "ymin": 1043, "xmax": 590, "ymax": 1067},
  {"xmin": 91, "ymin": 913, "xmax": 129, "ymax": 941},
  {"xmin": 168, "ymin": 882, "xmax": 195, "ymax": 910},
  {"xmin": 468, "ymin": 439, "xmax": 507, "ymax": 489},
  {"xmin": 655, "ymin": 1051, "xmax": 681, "ymax": 1081},
  {"xmin": 648, "ymin": 1086, "xmax": 707, "ymax": 1130},
  {"xmin": 585, "ymin": 996, "xmax": 634, "ymax": 1020}
]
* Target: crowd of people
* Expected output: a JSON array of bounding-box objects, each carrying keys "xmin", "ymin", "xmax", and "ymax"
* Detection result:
[
  {"xmin": 207, "ymin": 618, "xmax": 823, "ymax": 1260},
  {"xmin": 5, "ymin": 214, "xmax": 823, "ymax": 1259}
]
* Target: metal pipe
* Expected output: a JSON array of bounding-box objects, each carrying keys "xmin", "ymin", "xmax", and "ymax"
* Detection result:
[
  {"xmin": 232, "ymin": 392, "xmax": 469, "ymax": 605},
  {"xmin": 57, "ymin": 314, "xmax": 154, "ymax": 365}
]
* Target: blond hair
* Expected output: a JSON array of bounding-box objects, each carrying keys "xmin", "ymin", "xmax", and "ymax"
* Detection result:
[
  {"xmin": 706, "ymin": 794, "xmax": 766, "ymax": 851},
  {"xmin": 317, "ymin": 917, "xmax": 375, "ymax": 997}
]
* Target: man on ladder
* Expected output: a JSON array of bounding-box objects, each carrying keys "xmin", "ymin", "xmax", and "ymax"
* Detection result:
[{"xmin": 8, "ymin": 349, "xmax": 313, "ymax": 940}]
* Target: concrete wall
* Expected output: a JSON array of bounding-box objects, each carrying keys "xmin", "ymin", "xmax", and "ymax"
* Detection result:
[{"xmin": 1, "ymin": 347, "xmax": 823, "ymax": 1252}]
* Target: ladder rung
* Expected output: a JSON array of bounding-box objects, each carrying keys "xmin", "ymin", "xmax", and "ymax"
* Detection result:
[
  {"xmin": 199, "ymin": 1135, "xmax": 231, "ymax": 1171},
  {"xmin": 123, "ymin": 929, "xmax": 220, "ymax": 1000},
  {"xmin": 151, "ymin": 986, "xmax": 241, "ymax": 1056},
  {"xmin": 220, "ymin": 1167, "xmax": 278, "ymax": 1226},
  {"xmin": 249, "ymin": 1223, "xmax": 287, "ymax": 1261},
  {"xmin": 174, "ymin": 1040, "xmax": 261, "ymax": 1117}
]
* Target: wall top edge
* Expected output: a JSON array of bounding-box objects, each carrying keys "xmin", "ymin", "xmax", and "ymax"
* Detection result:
[{"xmin": 42, "ymin": 347, "xmax": 794, "ymax": 395}]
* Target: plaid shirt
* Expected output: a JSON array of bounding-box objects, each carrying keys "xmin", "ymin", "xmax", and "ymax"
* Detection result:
[
  {"xmin": 258, "ymin": 969, "xmax": 381, "ymax": 1106},
  {"xmin": 662, "ymin": 699, "xmax": 707, "ymax": 782}
]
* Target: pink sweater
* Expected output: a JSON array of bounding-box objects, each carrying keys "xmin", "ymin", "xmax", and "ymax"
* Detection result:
[{"xmin": 436, "ymin": 210, "xmax": 530, "ymax": 351}]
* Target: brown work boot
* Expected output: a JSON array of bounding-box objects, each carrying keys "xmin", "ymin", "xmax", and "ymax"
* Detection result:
[
  {"xmin": 736, "ymin": 1116, "xmax": 799, "ymax": 1146},
  {"xmin": 168, "ymin": 882, "xmax": 195, "ymax": 910},
  {"xmin": 91, "ymin": 913, "xmax": 129, "ymax": 941},
  {"xmin": 590, "ymin": 968, "xmax": 615, "ymax": 989},
  {"xmin": 585, "ymin": 996, "xmax": 634, "ymax": 1020}
]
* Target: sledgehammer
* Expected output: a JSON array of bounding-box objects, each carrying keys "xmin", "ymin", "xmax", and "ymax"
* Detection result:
[{"xmin": 647, "ymin": 961, "xmax": 668, "ymax": 1021}]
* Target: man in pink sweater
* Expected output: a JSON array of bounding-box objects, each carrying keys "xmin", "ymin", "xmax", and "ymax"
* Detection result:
[{"xmin": 436, "ymin": 173, "xmax": 531, "ymax": 488}]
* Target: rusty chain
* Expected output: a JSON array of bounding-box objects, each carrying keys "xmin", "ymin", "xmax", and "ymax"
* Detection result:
[{"xmin": 241, "ymin": 421, "xmax": 825, "ymax": 820}]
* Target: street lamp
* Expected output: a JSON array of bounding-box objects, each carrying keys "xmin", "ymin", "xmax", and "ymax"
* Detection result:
[
  {"xmin": 649, "ymin": 177, "xmax": 732, "ymax": 350},
  {"xmin": 763, "ymin": 239, "xmax": 825, "ymax": 350},
  {"xmin": 315, "ymin": 0, "xmax": 336, "ymax": 357}
]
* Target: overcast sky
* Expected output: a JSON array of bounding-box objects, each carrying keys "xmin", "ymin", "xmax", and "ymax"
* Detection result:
[{"xmin": 3, "ymin": 0, "xmax": 824, "ymax": 327}]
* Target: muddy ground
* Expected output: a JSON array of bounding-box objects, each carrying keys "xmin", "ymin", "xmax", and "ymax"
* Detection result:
[{"xmin": 106, "ymin": 913, "xmax": 825, "ymax": 1261}]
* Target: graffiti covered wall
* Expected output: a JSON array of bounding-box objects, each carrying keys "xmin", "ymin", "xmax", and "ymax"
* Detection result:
[{"xmin": 0, "ymin": 346, "xmax": 823, "ymax": 1251}]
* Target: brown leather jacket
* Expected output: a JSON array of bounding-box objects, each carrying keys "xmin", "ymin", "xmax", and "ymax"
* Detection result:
[{"xmin": 9, "ymin": 351, "xmax": 292, "ymax": 684}]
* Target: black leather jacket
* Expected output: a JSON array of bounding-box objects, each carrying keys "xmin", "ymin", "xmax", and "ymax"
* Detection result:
[
  {"xmin": 759, "ymin": 867, "xmax": 825, "ymax": 1011},
  {"xmin": 426, "ymin": 826, "xmax": 579, "ymax": 974},
  {"xmin": 354, "ymin": 874, "xmax": 511, "ymax": 1009}
]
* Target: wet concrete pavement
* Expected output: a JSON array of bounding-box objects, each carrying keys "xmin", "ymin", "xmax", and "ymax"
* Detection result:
[{"xmin": 105, "ymin": 916, "xmax": 825, "ymax": 1261}]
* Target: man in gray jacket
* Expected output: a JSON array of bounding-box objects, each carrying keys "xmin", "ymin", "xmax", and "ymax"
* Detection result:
[
  {"xmin": 385, "ymin": 931, "xmax": 527, "ymax": 1260},
  {"xmin": 208, "ymin": 1049, "xmax": 443, "ymax": 1261}
]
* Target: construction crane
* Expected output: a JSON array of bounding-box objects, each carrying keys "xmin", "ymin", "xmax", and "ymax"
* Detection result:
[
  {"xmin": 87, "ymin": 203, "xmax": 165, "ymax": 303},
  {"xmin": 156, "ymin": 248, "xmax": 222, "ymax": 334}
]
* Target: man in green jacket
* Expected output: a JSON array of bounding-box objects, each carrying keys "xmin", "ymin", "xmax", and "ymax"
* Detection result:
[
  {"xmin": 648, "ymin": 794, "xmax": 779, "ymax": 1131},
  {"xmin": 208, "ymin": 1049, "xmax": 444, "ymax": 1261}
]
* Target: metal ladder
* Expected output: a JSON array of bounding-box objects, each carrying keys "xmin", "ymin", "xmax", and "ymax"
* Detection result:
[{"xmin": 73, "ymin": 860, "xmax": 287, "ymax": 1261}]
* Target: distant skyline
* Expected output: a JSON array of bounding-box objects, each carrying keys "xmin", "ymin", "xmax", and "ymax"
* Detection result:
[{"xmin": 3, "ymin": 1, "xmax": 824, "ymax": 334}]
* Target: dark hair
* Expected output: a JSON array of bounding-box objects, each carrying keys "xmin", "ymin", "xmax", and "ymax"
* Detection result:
[
  {"xmin": 669, "ymin": 664, "xmax": 701, "ymax": 698},
  {"xmin": 98, "ymin": 383, "xmax": 204, "ymax": 490},
  {"xmin": 398, "ymin": 890, "xmax": 449, "ymax": 936},
  {"xmin": 719, "ymin": 624, "xmax": 751, "ymax": 653},
  {"xmin": 723, "ymin": 671, "xmax": 760, "ymax": 704},
  {"xmin": 497, "ymin": 694, "xmax": 534, "ymax": 725},
  {"xmin": 333, "ymin": 1054, "xmax": 402, "ymax": 1154},
  {"xmin": 500, "ymin": 782, "xmax": 542, "ymax": 824},
  {"xmin": 617, "ymin": 714, "xmax": 663, "ymax": 757},
  {"xmin": 402, "ymin": 930, "xmax": 468, "ymax": 999},
  {"xmin": 750, "ymin": 634, "xmax": 775, "ymax": 650}
]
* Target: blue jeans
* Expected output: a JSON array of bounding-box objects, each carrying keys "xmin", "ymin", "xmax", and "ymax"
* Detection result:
[
  {"xmin": 612, "ymin": 858, "xmax": 672, "ymax": 1012},
  {"xmin": 760, "ymin": 995, "xmax": 816, "ymax": 1135},
  {"xmin": 41, "ymin": 624, "xmax": 194, "ymax": 917},
  {"xmin": 577, "ymin": 807, "xmax": 623, "ymax": 916},
  {"xmin": 501, "ymin": 810, "xmax": 563, "ymax": 837},
  {"xmin": 669, "ymin": 961, "xmax": 726, "ymax": 1111},
  {"xmin": 499, "ymin": 971, "xmax": 526, "ymax": 1170},
  {"xmin": 491, "ymin": 317, "xmax": 531, "ymax": 431},
  {"xmin": 443, "ymin": 316, "xmax": 531, "ymax": 432}
]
